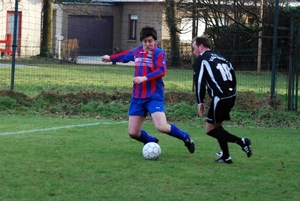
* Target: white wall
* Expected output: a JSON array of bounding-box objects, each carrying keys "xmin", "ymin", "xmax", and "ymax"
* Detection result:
[
  {"xmin": 179, "ymin": 17, "xmax": 205, "ymax": 43},
  {"xmin": 53, "ymin": 4, "xmax": 64, "ymax": 58},
  {"xmin": 0, "ymin": 0, "xmax": 42, "ymax": 57}
]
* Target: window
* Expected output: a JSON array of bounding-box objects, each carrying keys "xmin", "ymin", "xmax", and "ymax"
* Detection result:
[{"xmin": 129, "ymin": 15, "xmax": 138, "ymax": 40}]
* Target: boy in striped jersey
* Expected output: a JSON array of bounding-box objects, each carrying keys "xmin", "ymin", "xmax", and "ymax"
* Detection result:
[
  {"xmin": 101, "ymin": 26, "xmax": 195, "ymax": 153},
  {"xmin": 192, "ymin": 36, "xmax": 252, "ymax": 163}
]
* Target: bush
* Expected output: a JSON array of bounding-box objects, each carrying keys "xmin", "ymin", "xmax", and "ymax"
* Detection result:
[{"xmin": 61, "ymin": 39, "xmax": 79, "ymax": 63}]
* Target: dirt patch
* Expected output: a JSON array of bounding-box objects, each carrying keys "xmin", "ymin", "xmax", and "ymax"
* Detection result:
[{"xmin": 0, "ymin": 89, "xmax": 281, "ymax": 110}]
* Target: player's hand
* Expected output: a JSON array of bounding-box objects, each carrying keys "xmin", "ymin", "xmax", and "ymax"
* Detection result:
[
  {"xmin": 133, "ymin": 76, "xmax": 148, "ymax": 84},
  {"xmin": 198, "ymin": 103, "xmax": 206, "ymax": 117},
  {"xmin": 101, "ymin": 55, "xmax": 110, "ymax": 62}
]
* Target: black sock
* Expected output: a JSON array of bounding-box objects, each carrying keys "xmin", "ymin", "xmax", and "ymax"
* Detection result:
[
  {"xmin": 207, "ymin": 127, "xmax": 241, "ymax": 144},
  {"xmin": 217, "ymin": 139, "xmax": 229, "ymax": 158}
]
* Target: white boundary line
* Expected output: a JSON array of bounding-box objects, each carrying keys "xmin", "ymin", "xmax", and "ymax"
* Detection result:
[{"xmin": 0, "ymin": 121, "xmax": 127, "ymax": 136}]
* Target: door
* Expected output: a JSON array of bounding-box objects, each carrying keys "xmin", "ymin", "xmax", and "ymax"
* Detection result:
[
  {"xmin": 7, "ymin": 11, "xmax": 22, "ymax": 55},
  {"xmin": 68, "ymin": 15, "xmax": 114, "ymax": 56}
]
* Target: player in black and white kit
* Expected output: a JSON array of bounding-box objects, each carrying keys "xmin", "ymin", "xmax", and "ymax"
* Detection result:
[{"xmin": 192, "ymin": 36, "xmax": 252, "ymax": 164}]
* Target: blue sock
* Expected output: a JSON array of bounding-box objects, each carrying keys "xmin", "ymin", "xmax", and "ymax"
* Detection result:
[
  {"xmin": 168, "ymin": 124, "xmax": 189, "ymax": 141},
  {"xmin": 138, "ymin": 130, "xmax": 158, "ymax": 144}
]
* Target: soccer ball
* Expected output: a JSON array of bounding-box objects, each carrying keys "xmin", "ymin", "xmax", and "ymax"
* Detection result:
[{"xmin": 142, "ymin": 142, "xmax": 161, "ymax": 160}]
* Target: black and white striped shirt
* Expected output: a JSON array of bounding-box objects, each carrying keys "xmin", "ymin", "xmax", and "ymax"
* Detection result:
[{"xmin": 193, "ymin": 51, "xmax": 236, "ymax": 104}]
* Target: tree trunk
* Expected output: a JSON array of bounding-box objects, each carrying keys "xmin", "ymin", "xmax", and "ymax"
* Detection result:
[
  {"xmin": 40, "ymin": 0, "xmax": 53, "ymax": 57},
  {"xmin": 165, "ymin": 0, "xmax": 181, "ymax": 67}
]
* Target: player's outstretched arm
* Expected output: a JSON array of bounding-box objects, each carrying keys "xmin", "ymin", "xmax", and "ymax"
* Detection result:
[{"xmin": 102, "ymin": 50, "xmax": 132, "ymax": 64}]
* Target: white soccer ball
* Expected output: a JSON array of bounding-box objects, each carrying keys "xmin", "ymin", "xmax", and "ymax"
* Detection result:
[{"xmin": 142, "ymin": 142, "xmax": 161, "ymax": 160}]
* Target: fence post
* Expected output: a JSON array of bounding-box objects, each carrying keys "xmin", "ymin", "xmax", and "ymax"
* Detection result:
[
  {"xmin": 10, "ymin": 0, "xmax": 19, "ymax": 91},
  {"xmin": 270, "ymin": 0, "xmax": 279, "ymax": 107}
]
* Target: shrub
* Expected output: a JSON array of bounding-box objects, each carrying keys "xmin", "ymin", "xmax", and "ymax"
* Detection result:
[
  {"xmin": 61, "ymin": 39, "xmax": 79, "ymax": 63},
  {"xmin": 0, "ymin": 96, "xmax": 18, "ymax": 110}
]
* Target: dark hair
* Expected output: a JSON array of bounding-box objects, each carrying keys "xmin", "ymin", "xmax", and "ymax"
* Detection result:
[
  {"xmin": 192, "ymin": 36, "xmax": 211, "ymax": 49},
  {"xmin": 140, "ymin": 26, "xmax": 157, "ymax": 42}
]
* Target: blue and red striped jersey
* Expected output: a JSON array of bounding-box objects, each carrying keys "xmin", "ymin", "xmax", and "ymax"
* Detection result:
[{"xmin": 110, "ymin": 46, "xmax": 167, "ymax": 100}]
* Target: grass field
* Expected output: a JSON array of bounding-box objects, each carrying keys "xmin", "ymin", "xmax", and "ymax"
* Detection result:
[
  {"xmin": 0, "ymin": 115, "xmax": 299, "ymax": 201},
  {"xmin": 0, "ymin": 58, "xmax": 299, "ymax": 200}
]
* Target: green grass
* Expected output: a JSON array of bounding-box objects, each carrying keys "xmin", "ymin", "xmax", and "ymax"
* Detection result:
[
  {"xmin": 0, "ymin": 58, "xmax": 299, "ymax": 200},
  {"xmin": 0, "ymin": 61, "xmax": 291, "ymax": 98},
  {"xmin": 0, "ymin": 115, "xmax": 299, "ymax": 200}
]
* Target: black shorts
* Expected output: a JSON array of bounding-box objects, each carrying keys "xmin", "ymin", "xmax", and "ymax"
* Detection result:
[{"xmin": 206, "ymin": 95, "xmax": 236, "ymax": 124}]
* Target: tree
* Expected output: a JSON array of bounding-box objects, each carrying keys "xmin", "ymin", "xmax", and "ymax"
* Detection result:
[
  {"xmin": 164, "ymin": 0, "xmax": 181, "ymax": 67},
  {"xmin": 40, "ymin": 0, "xmax": 53, "ymax": 57},
  {"xmin": 194, "ymin": 0, "xmax": 291, "ymax": 72}
]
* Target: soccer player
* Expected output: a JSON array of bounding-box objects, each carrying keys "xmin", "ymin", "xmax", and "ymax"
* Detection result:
[
  {"xmin": 192, "ymin": 36, "xmax": 252, "ymax": 163},
  {"xmin": 101, "ymin": 26, "xmax": 195, "ymax": 153}
]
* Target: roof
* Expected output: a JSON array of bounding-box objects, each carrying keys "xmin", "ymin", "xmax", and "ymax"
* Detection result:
[
  {"xmin": 59, "ymin": 0, "xmax": 300, "ymax": 6},
  {"xmin": 60, "ymin": 0, "xmax": 164, "ymax": 5},
  {"xmin": 92, "ymin": 0, "xmax": 164, "ymax": 2}
]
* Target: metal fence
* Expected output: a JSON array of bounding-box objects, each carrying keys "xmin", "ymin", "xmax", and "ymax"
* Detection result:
[{"xmin": 0, "ymin": 47, "xmax": 299, "ymax": 111}]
